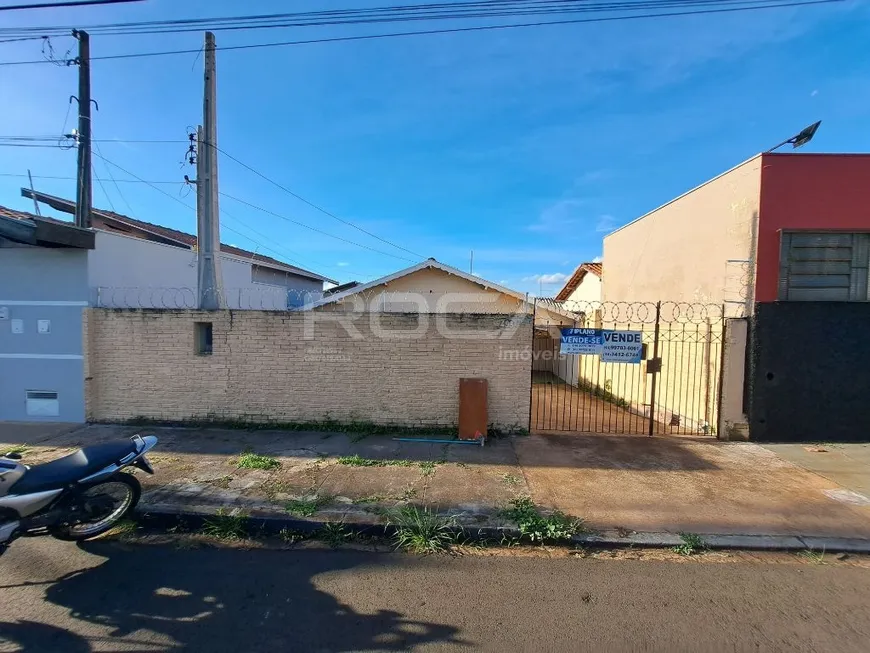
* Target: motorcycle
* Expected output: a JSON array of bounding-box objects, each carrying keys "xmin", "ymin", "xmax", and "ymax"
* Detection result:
[{"xmin": 0, "ymin": 434, "xmax": 157, "ymax": 556}]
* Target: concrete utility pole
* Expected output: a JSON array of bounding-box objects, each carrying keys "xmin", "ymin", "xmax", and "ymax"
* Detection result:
[
  {"xmin": 198, "ymin": 31, "xmax": 223, "ymax": 309},
  {"xmin": 73, "ymin": 29, "xmax": 92, "ymax": 229}
]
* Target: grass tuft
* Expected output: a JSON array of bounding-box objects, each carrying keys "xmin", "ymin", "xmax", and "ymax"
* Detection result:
[
  {"xmin": 337, "ymin": 454, "xmax": 414, "ymax": 468},
  {"xmin": 672, "ymin": 532, "xmax": 707, "ymax": 556},
  {"xmin": 236, "ymin": 452, "xmax": 280, "ymax": 471},
  {"xmin": 318, "ymin": 522, "xmax": 352, "ymax": 547},
  {"xmin": 501, "ymin": 496, "xmax": 583, "ymax": 543},
  {"xmin": 285, "ymin": 495, "xmax": 332, "ymax": 517},
  {"xmin": 798, "ymin": 548, "xmax": 826, "ymax": 564},
  {"xmin": 201, "ymin": 509, "xmax": 249, "ymax": 540},
  {"xmin": 279, "ymin": 528, "xmax": 308, "ymax": 545},
  {"xmin": 389, "ymin": 505, "xmax": 456, "ymax": 554}
]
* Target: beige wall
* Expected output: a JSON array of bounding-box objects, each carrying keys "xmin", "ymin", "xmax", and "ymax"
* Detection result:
[
  {"xmin": 86, "ymin": 309, "xmax": 532, "ymax": 431},
  {"xmin": 603, "ymin": 156, "xmax": 760, "ymax": 306},
  {"xmin": 718, "ymin": 318, "xmax": 749, "ymax": 440}
]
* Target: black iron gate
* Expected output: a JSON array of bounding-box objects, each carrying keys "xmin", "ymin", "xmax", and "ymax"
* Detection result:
[{"xmin": 530, "ymin": 300, "xmax": 724, "ymax": 435}]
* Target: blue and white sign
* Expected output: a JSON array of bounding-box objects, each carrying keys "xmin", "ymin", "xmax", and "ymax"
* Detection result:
[
  {"xmin": 559, "ymin": 328, "xmax": 603, "ymax": 355},
  {"xmin": 601, "ymin": 330, "xmax": 643, "ymax": 364},
  {"xmin": 560, "ymin": 328, "xmax": 643, "ymax": 363}
]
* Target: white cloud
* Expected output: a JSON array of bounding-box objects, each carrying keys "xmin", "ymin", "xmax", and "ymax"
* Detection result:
[
  {"xmin": 595, "ymin": 214, "xmax": 618, "ymax": 233},
  {"xmin": 337, "ymin": 261, "xmax": 350, "ymax": 267},
  {"xmin": 811, "ymin": 89, "xmax": 819, "ymax": 97},
  {"xmin": 528, "ymin": 199, "xmax": 585, "ymax": 232},
  {"xmin": 592, "ymin": 255, "xmax": 603, "ymax": 263},
  {"xmin": 523, "ymin": 272, "xmax": 569, "ymax": 284}
]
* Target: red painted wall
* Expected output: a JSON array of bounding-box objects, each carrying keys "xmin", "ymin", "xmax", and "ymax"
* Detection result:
[{"xmin": 756, "ymin": 153, "xmax": 870, "ymax": 302}]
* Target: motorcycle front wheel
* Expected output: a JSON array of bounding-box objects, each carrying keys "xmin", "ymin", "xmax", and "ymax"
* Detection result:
[{"xmin": 50, "ymin": 472, "xmax": 142, "ymax": 541}]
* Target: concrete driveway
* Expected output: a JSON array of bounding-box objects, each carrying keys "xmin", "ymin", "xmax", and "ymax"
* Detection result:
[{"xmin": 514, "ymin": 433, "xmax": 870, "ymax": 539}]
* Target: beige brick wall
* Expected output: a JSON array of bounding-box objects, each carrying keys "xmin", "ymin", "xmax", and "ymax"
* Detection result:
[{"xmin": 86, "ymin": 309, "xmax": 532, "ymax": 431}]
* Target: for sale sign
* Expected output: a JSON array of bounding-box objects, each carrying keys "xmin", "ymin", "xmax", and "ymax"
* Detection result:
[
  {"xmin": 559, "ymin": 328, "xmax": 603, "ymax": 355},
  {"xmin": 601, "ymin": 330, "xmax": 643, "ymax": 363}
]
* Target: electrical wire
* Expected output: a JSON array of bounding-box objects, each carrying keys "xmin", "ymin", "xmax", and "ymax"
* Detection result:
[
  {"xmin": 0, "ymin": 0, "xmax": 835, "ymax": 36},
  {"xmin": 0, "ymin": 135, "xmax": 186, "ymax": 143},
  {"xmin": 86, "ymin": 151, "xmax": 336, "ymax": 274},
  {"xmin": 0, "ymin": 0, "xmax": 843, "ymax": 66},
  {"xmin": 0, "ymin": 172, "xmax": 182, "ymax": 183},
  {"xmin": 219, "ymin": 192, "xmax": 419, "ymax": 264},
  {"xmin": 90, "ymin": 150, "xmax": 413, "ymax": 270},
  {"xmin": 210, "ymin": 143, "xmax": 425, "ymax": 261},
  {"xmin": 0, "ymin": 0, "xmax": 142, "ymax": 12},
  {"xmin": 93, "ymin": 137, "xmax": 137, "ymax": 217}
]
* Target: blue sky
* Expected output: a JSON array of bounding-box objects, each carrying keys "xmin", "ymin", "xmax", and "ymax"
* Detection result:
[{"xmin": 1, "ymin": 0, "xmax": 869, "ymax": 294}]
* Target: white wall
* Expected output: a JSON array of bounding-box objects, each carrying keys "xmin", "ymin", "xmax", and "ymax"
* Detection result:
[{"xmin": 88, "ymin": 231, "xmax": 304, "ymax": 309}]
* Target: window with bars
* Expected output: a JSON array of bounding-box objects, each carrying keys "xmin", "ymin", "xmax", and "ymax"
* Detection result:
[{"xmin": 778, "ymin": 232, "xmax": 870, "ymax": 301}]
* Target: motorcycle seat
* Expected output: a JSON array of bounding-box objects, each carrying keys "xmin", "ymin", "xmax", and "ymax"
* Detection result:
[{"xmin": 9, "ymin": 439, "xmax": 139, "ymax": 495}]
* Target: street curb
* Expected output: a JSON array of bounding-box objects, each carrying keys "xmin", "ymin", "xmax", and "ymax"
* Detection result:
[{"xmin": 134, "ymin": 505, "xmax": 870, "ymax": 553}]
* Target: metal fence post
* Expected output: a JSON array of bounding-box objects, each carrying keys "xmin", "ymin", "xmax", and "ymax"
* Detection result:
[{"xmin": 647, "ymin": 300, "xmax": 662, "ymax": 436}]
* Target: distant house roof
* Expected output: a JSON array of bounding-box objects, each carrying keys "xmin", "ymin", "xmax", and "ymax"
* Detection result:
[
  {"xmin": 306, "ymin": 258, "xmax": 535, "ymax": 310},
  {"xmin": 555, "ymin": 262, "xmax": 602, "ymax": 301},
  {"xmin": 12, "ymin": 188, "xmax": 336, "ymax": 284},
  {"xmin": 323, "ymin": 280, "xmax": 360, "ymax": 296},
  {"xmin": 0, "ymin": 207, "xmax": 94, "ymax": 249}
]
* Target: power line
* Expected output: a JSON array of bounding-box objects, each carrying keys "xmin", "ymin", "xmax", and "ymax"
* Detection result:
[
  {"xmin": 88, "ymin": 151, "xmax": 383, "ymax": 274},
  {"xmin": 211, "ymin": 144, "xmax": 425, "ymax": 260},
  {"xmin": 0, "ymin": 172, "xmax": 182, "ymax": 183},
  {"xmin": 86, "ymin": 151, "xmax": 333, "ymax": 274},
  {"xmin": 0, "ymin": 0, "xmax": 141, "ymax": 12},
  {"xmin": 93, "ymin": 137, "xmax": 137, "ymax": 217},
  {"xmin": 0, "ymin": 0, "xmax": 835, "ymax": 36},
  {"xmin": 0, "ymin": 135, "xmax": 186, "ymax": 143},
  {"xmin": 0, "ymin": 0, "xmax": 843, "ymax": 66},
  {"xmin": 219, "ymin": 192, "xmax": 419, "ymax": 263}
]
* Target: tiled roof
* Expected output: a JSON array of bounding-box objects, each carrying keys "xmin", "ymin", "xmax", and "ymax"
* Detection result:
[
  {"xmin": 555, "ymin": 262, "xmax": 603, "ymax": 301},
  {"xmin": 0, "ymin": 201, "xmax": 334, "ymax": 283}
]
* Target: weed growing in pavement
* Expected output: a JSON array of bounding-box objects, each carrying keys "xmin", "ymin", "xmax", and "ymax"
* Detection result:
[
  {"xmin": 279, "ymin": 528, "xmax": 308, "ymax": 545},
  {"xmin": 201, "ymin": 509, "xmax": 249, "ymax": 540},
  {"xmin": 673, "ymin": 532, "xmax": 707, "ymax": 556},
  {"xmin": 318, "ymin": 522, "xmax": 353, "ymax": 547},
  {"xmin": 236, "ymin": 452, "xmax": 280, "ymax": 471},
  {"xmin": 501, "ymin": 496, "xmax": 584, "ymax": 543},
  {"xmin": 202, "ymin": 475, "xmax": 233, "ymax": 489},
  {"xmin": 501, "ymin": 473, "xmax": 522, "ymax": 487},
  {"xmin": 798, "ymin": 548, "xmax": 826, "ymax": 564},
  {"xmin": 337, "ymin": 454, "xmax": 415, "ymax": 467},
  {"xmin": 353, "ymin": 494, "xmax": 388, "ymax": 504},
  {"xmin": 106, "ymin": 518, "xmax": 139, "ymax": 539},
  {"xmin": 419, "ymin": 461, "xmax": 438, "ymax": 476},
  {"xmin": 285, "ymin": 495, "xmax": 332, "ymax": 517},
  {"xmin": 389, "ymin": 505, "xmax": 457, "ymax": 554}
]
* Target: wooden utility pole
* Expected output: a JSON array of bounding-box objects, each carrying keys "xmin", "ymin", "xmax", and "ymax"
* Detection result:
[
  {"xmin": 73, "ymin": 29, "xmax": 92, "ymax": 229},
  {"xmin": 198, "ymin": 31, "xmax": 223, "ymax": 309}
]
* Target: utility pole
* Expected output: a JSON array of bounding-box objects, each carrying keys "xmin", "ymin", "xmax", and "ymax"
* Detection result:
[
  {"xmin": 73, "ymin": 29, "xmax": 92, "ymax": 229},
  {"xmin": 198, "ymin": 31, "xmax": 223, "ymax": 309}
]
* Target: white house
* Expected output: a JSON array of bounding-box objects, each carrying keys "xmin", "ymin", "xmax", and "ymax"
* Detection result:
[{"xmin": 4, "ymin": 190, "xmax": 335, "ymax": 309}]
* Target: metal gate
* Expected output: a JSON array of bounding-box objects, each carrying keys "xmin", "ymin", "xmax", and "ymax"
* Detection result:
[{"xmin": 530, "ymin": 301, "xmax": 724, "ymax": 435}]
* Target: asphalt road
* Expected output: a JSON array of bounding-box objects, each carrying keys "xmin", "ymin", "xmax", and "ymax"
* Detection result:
[{"xmin": 1, "ymin": 539, "xmax": 869, "ymax": 652}]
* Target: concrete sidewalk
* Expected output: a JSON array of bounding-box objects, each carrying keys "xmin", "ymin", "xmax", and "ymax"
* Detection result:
[{"xmin": 2, "ymin": 423, "xmax": 869, "ymax": 548}]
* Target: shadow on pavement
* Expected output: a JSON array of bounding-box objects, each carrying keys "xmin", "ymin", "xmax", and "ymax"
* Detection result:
[
  {"xmin": 0, "ymin": 620, "xmax": 91, "ymax": 653},
  {"xmin": 28, "ymin": 540, "xmax": 465, "ymax": 651}
]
